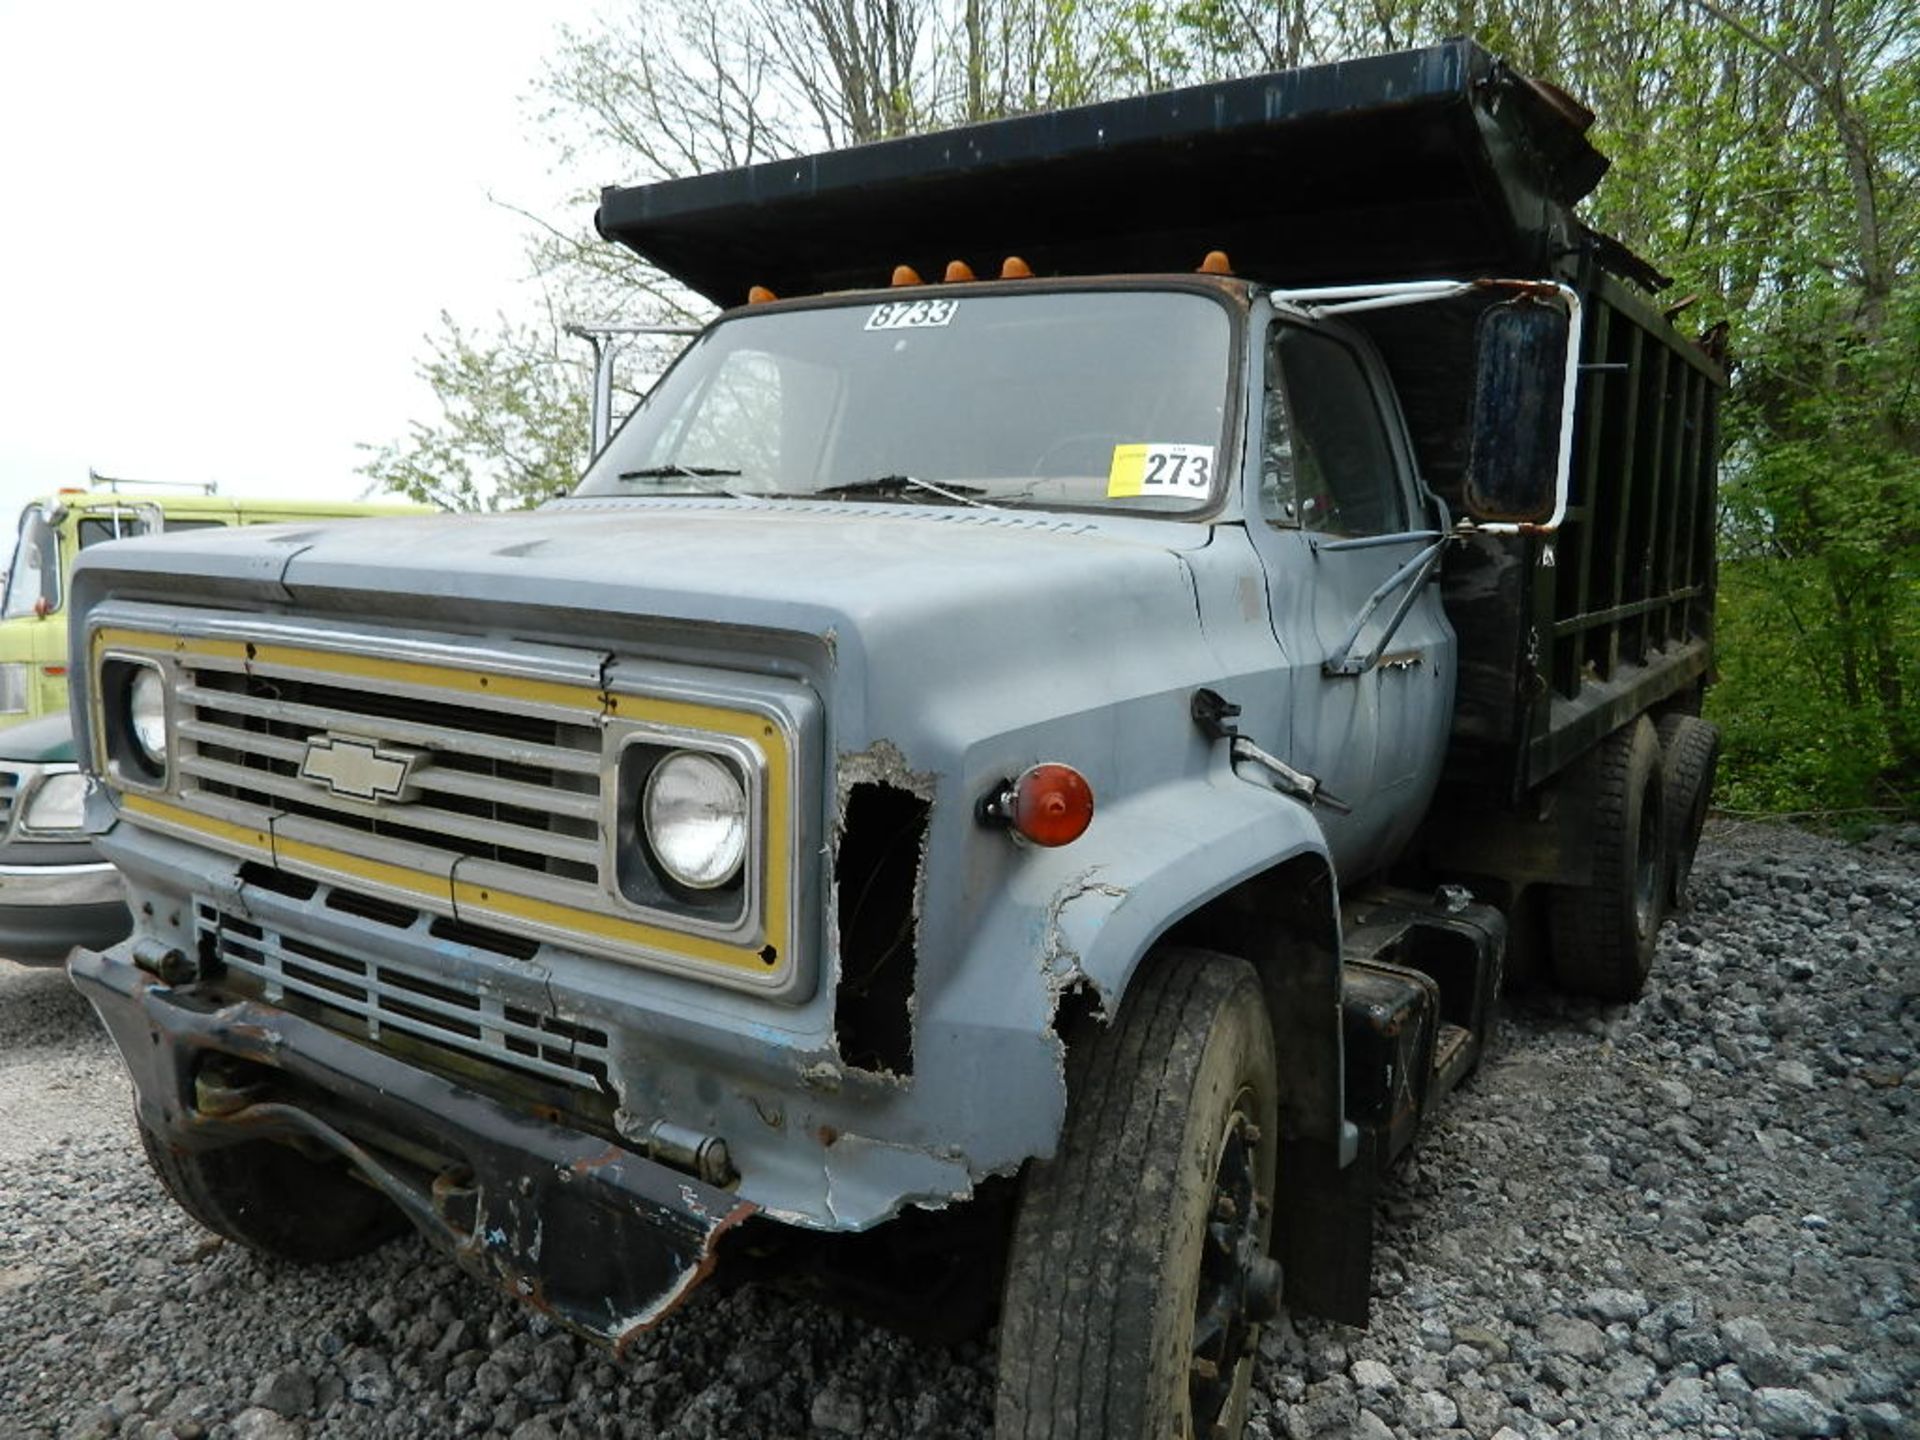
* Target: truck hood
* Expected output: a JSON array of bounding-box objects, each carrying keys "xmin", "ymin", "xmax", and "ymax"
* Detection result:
[
  {"xmin": 286, "ymin": 495, "xmax": 1205, "ymax": 623},
  {"xmin": 71, "ymin": 498, "xmax": 1221, "ymax": 742}
]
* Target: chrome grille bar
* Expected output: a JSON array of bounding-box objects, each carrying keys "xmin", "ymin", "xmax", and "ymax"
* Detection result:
[
  {"xmin": 178, "ymin": 753, "xmax": 601, "ymax": 867},
  {"xmin": 176, "ymin": 718, "xmax": 602, "ymax": 820},
  {"xmin": 176, "ymin": 661, "xmax": 604, "ymax": 889},
  {"xmin": 201, "ymin": 908, "xmax": 612, "ymax": 1092},
  {"xmin": 175, "ymin": 684, "xmax": 602, "ymax": 776}
]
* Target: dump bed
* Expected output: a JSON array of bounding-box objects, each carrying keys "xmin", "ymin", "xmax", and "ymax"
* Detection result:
[{"xmin": 595, "ymin": 38, "xmax": 1649, "ymax": 304}]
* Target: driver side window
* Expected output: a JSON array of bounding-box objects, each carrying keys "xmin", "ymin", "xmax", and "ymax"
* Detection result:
[{"xmin": 1260, "ymin": 325, "xmax": 1407, "ymax": 536}]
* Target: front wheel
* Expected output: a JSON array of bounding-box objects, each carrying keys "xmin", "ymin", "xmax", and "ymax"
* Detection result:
[
  {"xmin": 137, "ymin": 1119, "xmax": 405, "ymax": 1263},
  {"xmin": 995, "ymin": 949, "xmax": 1281, "ymax": 1440}
]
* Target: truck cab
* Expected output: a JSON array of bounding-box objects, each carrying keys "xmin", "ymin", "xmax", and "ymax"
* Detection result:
[{"xmin": 63, "ymin": 40, "xmax": 1721, "ymax": 1440}]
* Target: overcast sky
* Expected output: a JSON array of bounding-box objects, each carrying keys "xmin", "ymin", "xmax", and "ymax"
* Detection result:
[{"xmin": 0, "ymin": 1, "xmax": 604, "ymax": 528}]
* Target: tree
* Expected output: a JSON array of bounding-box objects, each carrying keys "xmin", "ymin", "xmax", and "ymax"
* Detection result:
[{"xmin": 357, "ymin": 312, "xmax": 589, "ymax": 513}]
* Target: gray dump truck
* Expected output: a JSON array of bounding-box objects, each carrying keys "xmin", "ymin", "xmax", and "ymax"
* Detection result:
[{"xmin": 68, "ymin": 39, "xmax": 1722, "ymax": 1440}]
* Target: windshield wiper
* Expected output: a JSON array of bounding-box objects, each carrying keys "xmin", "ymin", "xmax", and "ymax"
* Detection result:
[
  {"xmin": 616, "ymin": 464, "xmax": 744, "ymax": 481},
  {"xmin": 815, "ymin": 474, "xmax": 996, "ymax": 508},
  {"xmin": 614, "ymin": 464, "xmax": 748, "ymax": 497}
]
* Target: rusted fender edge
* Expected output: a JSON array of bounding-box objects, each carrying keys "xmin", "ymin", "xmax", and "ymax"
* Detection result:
[{"xmin": 70, "ymin": 943, "xmax": 755, "ymax": 1351}]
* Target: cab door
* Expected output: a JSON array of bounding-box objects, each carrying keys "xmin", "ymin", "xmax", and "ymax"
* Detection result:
[{"xmin": 1245, "ymin": 314, "xmax": 1454, "ymax": 881}]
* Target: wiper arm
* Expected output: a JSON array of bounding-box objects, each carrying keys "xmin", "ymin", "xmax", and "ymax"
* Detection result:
[
  {"xmin": 816, "ymin": 474, "xmax": 996, "ymax": 508},
  {"xmin": 616, "ymin": 464, "xmax": 744, "ymax": 480},
  {"xmin": 614, "ymin": 464, "xmax": 748, "ymax": 498}
]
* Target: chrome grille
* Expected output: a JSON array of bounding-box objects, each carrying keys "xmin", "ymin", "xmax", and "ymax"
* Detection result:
[
  {"xmin": 0, "ymin": 766, "xmax": 19, "ymax": 834},
  {"xmin": 94, "ymin": 611, "xmax": 805, "ymax": 997},
  {"xmin": 197, "ymin": 903, "xmax": 613, "ymax": 1093},
  {"xmin": 178, "ymin": 663, "xmax": 603, "ymax": 887}
]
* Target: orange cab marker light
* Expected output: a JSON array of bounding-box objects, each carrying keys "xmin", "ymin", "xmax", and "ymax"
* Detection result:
[
  {"xmin": 41, "ymin": 666, "xmax": 66, "ymax": 677},
  {"xmin": 944, "ymin": 260, "xmax": 976, "ymax": 283},
  {"xmin": 891, "ymin": 264, "xmax": 923, "ymax": 287},
  {"xmin": 976, "ymin": 763, "xmax": 1095, "ymax": 847},
  {"xmin": 1198, "ymin": 250, "xmax": 1233, "ymax": 275},
  {"xmin": 747, "ymin": 284, "xmax": 778, "ymax": 304},
  {"xmin": 1000, "ymin": 256, "xmax": 1033, "ymax": 279}
]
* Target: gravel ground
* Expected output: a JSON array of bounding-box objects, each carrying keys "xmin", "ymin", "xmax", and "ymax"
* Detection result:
[{"xmin": 1, "ymin": 820, "xmax": 1914, "ymax": 1440}]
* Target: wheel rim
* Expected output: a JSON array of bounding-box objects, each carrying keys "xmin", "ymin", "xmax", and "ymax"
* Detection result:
[
  {"xmin": 1188, "ymin": 1092, "xmax": 1276, "ymax": 1436},
  {"xmin": 1633, "ymin": 782, "xmax": 1662, "ymax": 939}
]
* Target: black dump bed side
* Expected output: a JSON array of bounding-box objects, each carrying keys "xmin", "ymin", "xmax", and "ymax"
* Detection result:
[{"xmin": 596, "ymin": 39, "xmax": 1636, "ymax": 305}]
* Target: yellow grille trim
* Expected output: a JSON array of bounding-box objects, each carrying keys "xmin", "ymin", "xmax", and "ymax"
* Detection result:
[
  {"xmin": 93, "ymin": 628, "xmax": 603, "ymax": 714},
  {"xmin": 97, "ymin": 628, "xmax": 795, "ymax": 980},
  {"xmin": 122, "ymin": 794, "xmax": 271, "ymax": 856}
]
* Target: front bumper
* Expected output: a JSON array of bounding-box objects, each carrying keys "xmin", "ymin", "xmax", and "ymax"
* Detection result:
[
  {"xmin": 70, "ymin": 943, "xmax": 755, "ymax": 1348},
  {"xmin": 0, "ymin": 859, "xmax": 129, "ymax": 964}
]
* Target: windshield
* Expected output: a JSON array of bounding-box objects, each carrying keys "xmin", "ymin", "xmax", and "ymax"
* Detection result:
[
  {"xmin": 2, "ymin": 507, "xmax": 59, "ymax": 619},
  {"xmin": 575, "ymin": 289, "xmax": 1234, "ymax": 514}
]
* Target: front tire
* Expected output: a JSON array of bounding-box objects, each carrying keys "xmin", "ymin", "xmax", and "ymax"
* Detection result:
[
  {"xmin": 137, "ymin": 1119, "xmax": 404, "ymax": 1262},
  {"xmin": 995, "ymin": 950, "xmax": 1280, "ymax": 1440}
]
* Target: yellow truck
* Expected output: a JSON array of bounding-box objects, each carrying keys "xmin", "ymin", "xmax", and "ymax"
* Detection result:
[
  {"xmin": 0, "ymin": 485, "xmax": 428, "ymax": 963},
  {"xmin": 0, "ymin": 486, "xmax": 429, "ymax": 727}
]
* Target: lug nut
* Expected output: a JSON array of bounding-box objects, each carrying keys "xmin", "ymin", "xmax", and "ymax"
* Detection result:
[{"xmin": 1244, "ymin": 1254, "xmax": 1284, "ymax": 1324}]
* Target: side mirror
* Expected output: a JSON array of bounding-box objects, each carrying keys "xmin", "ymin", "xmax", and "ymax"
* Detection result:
[{"xmin": 1464, "ymin": 298, "xmax": 1571, "ymax": 527}]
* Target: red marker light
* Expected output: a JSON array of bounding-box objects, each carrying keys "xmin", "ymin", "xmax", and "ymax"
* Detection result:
[{"xmin": 980, "ymin": 763, "xmax": 1094, "ymax": 847}]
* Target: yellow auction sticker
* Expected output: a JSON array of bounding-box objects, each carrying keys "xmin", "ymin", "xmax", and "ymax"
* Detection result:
[{"xmin": 1107, "ymin": 442, "xmax": 1216, "ymax": 498}]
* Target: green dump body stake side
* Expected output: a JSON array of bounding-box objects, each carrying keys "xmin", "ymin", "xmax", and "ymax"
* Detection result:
[
  {"xmin": 0, "ymin": 489, "xmax": 427, "ymax": 964},
  {"xmin": 62, "ymin": 40, "xmax": 1726, "ymax": 1440}
]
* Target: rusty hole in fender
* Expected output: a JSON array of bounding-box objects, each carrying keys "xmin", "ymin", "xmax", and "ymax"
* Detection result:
[{"xmin": 833, "ymin": 782, "xmax": 928, "ymax": 1076}]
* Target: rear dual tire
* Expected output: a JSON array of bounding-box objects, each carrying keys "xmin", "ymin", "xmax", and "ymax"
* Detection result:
[
  {"xmin": 1549, "ymin": 716, "xmax": 1668, "ymax": 1001},
  {"xmin": 1657, "ymin": 714, "xmax": 1721, "ymax": 907}
]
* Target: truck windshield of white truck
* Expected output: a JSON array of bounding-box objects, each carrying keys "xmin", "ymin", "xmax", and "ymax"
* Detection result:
[{"xmin": 574, "ymin": 287, "xmax": 1234, "ymax": 515}]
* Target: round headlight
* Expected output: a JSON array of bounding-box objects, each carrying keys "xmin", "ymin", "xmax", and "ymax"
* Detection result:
[
  {"xmin": 129, "ymin": 666, "xmax": 168, "ymax": 767},
  {"xmin": 643, "ymin": 751, "xmax": 748, "ymax": 890}
]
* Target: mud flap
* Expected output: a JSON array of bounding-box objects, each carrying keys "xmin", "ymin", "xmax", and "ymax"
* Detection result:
[{"xmin": 1274, "ymin": 1132, "xmax": 1377, "ymax": 1327}]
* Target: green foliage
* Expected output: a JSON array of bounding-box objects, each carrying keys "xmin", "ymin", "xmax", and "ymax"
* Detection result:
[
  {"xmin": 1708, "ymin": 557, "xmax": 1912, "ymax": 814},
  {"xmin": 357, "ymin": 314, "xmax": 588, "ymax": 512}
]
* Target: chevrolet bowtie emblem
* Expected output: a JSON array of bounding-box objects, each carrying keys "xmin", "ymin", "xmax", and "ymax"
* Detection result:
[{"xmin": 299, "ymin": 734, "xmax": 427, "ymax": 804}]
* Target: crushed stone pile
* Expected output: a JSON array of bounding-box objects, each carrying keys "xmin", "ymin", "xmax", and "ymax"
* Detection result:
[{"xmin": 1, "ymin": 820, "xmax": 1913, "ymax": 1439}]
